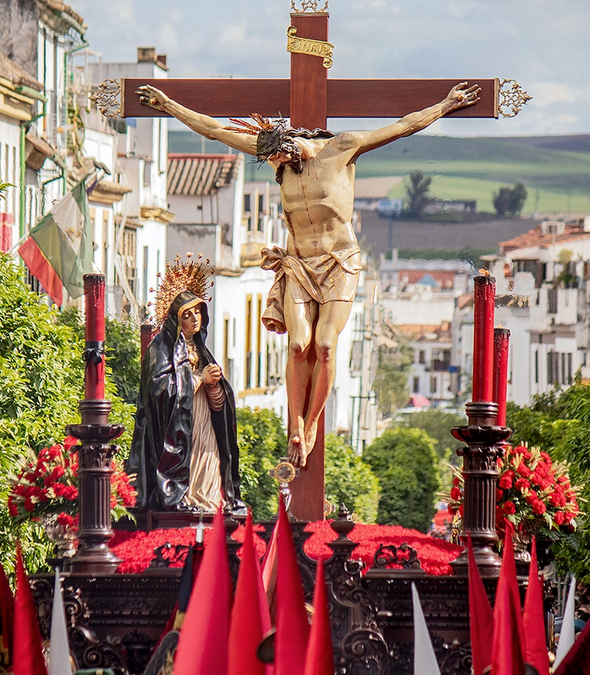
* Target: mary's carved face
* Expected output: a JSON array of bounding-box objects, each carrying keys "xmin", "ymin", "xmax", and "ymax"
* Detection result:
[{"xmin": 180, "ymin": 305, "xmax": 202, "ymax": 338}]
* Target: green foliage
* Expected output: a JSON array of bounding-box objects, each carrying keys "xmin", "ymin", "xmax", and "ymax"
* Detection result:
[
  {"xmin": 0, "ymin": 511, "xmax": 52, "ymax": 579},
  {"xmin": 507, "ymin": 384, "xmax": 590, "ymax": 581},
  {"xmin": 363, "ymin": 427, "xmax": 440, "ymax": 531},
  {"xmin": 508, "ymin": 182, "xmax": 528, "ymax": 216},
  {"xmin": 236, "ymin": 407, "xmax": 287, "ymax": 520},
  {"xmin": 58, "ymin": 306, "xmax": 141, "ymax": 405},
  {"xmin": 0, "ymin": 255, "xmax": 83, "ymax": 464},
  {"xmin": 324, "ymin": 433, "xmax": 380, "ymax": 523},
  {"xmin": 105, "ymin": 316, "xmax": 141, "ymax": 404},
  {"xmin": 235, "ymin": 411, "xmax": 381, "ymax": 523},
  {"xmin": 493, "ymin": 182, "xmax": 528, "ymax": 217},
  {"xmin": 0, "ymin": 182, "xmax": 14, "ymax": 201},
  {"xmin": 403, "ymin": 171, "xmax": 432, "ymax": 218},
  {"xmin": 356, "ymin": 134, "xmax": 590, "ymax": 201},
  {"xmin": 397, "ymin": 409, "xmax": 466, "ymax": 493},
  {"xmin": 493, "ymin": 187, "xmax": 511, "ymax": 217},
  {"xmin": 0, "ymin": 254, "xmax": 135, "ymax": 570}
]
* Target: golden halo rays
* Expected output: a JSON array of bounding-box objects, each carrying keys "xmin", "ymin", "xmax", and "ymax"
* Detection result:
[{"xmin": 149, "ymin": 253, "xmax": 214, "ymax": 328}]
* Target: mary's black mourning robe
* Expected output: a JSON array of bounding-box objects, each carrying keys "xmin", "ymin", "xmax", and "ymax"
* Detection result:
[{"xmin": 127, "ymin": 291, "xmax": 242, "ymax": 511}]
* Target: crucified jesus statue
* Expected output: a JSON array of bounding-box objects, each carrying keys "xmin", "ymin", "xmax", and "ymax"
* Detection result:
[{"xmin": 137, "ymin": 81, "xmax": 480, "ymax": 468}]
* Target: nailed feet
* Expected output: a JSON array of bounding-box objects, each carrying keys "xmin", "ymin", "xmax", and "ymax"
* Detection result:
[
  {"xmin": 288, "ymin": 434, "xmax": 308, "ymax": 468},
  {"xmin": 304, "ymin": 419, "xmax": 318, "ymax": 457}
]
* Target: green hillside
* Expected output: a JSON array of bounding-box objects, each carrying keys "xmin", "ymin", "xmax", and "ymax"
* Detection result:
[
  {"xmin": 169, "ymin": 131, "xmax": 590, "ymax": 215},
  {"xmin": 355, "ymin": 134, "xmax": 590, "ymax": 215},
  {"xmin": 386, "ymin": 175, "xmax": 590, "ymax": 215}
]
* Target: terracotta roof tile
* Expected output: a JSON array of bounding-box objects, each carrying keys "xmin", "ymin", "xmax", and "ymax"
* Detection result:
[
  {"xmin": 499, "ymin": 222, "xmax": 590, "ymax": 253},
  {"xmin": 167, "ymin": 154, "xmax": 241, "ymax": 196},
  {"xmin": 39, "ymin": 0, "xmax": 86, "ymax": 30},
  {"xmin": 397, "ymin": 269, "xmax": 456, "ymax": 288}
]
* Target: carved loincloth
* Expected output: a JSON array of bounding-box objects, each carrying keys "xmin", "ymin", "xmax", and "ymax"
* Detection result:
[{"xmin": 260, "ymin": 245, "xmax": 362, "ymax": 334}]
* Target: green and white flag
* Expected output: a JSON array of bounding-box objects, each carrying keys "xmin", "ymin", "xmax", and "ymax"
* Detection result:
[{"xmin": 19, "ymin": 180, "xmax": 94, "ymax": 304}]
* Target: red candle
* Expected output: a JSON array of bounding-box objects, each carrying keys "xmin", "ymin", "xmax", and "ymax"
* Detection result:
[
  {"xmin": 472, "ymin": 275, "xmax": 495, "ymax": 402},
  {"xmin": 84, "ymin": 274, "xmax": 106, "ymax": 400},
  {"xmin": 493, "ymin": 327, "xmax": 510, "ymax": 426}
]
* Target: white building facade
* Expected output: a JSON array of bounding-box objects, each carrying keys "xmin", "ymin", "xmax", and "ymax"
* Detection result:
[
  {"xmin": 379, "ymin": 254, "xmax": 472, "ymax": 408},
  {"xmin": 454, "ymin": 218, "xmax": 590, "ymax": 407}
]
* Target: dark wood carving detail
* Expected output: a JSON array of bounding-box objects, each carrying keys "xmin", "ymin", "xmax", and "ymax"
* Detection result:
[
  {"xmin": 29, "ymin": 511, "xmax": 510, "ymax": 675},
  {"xmin": 122, "ymin": 629, "xmax": 156, "ymax": 675},
  {"xmin": 374, "ymin": 543, "xmax": 423, "ymax": 571},
  {"xmin": 338, "ymin": 628, "xmax": 389, "ymax": 675},
  {"xmin": 441, "ymin": 641, "xmax": 474, "ymax": 675}
]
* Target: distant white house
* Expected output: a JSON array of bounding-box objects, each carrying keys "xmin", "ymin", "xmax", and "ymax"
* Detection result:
[
  {"xmin": 83, "ymin": 47, "xmax": 170, "ymax": 317},
  {"xmin": 379, "ymin": 253, "xmax": 473, "ymax": 407},
  {"xmin": 1, "ymin": 0, "xmax": 169, "ymax": 316},
  {"xmin": 473, "ymin": 217, "xmax": 590, "ymax": 405},
  {"xmin": 0, "ymin": 0, "xmax": 87, "ymax": 258}
]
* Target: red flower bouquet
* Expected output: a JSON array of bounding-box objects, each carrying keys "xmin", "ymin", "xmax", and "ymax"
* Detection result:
[
  {"xmin": 7, "ymin": 436, "xmax": 136, "ymax": 533},
  {"xmin": 447, "ymin": 444, "xmax": 580, "ymax": 540}
]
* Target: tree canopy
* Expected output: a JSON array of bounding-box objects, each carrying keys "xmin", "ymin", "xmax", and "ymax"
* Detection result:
[
  {"xmin": 363, "ymin": 427, "xmax": 440, "ymax": 531},
  {"xmin": 324, "ymin": 433, "xmax": 380, "ymax": 523},
  {"xmin": 396, "ymin": 409, "xmax": 466, "ymax": 492},
  {"xmin": 236, "ymin": 407, "xmax": 286, "ymax": 520},
  {"xmin": 236, "ymin": 413, "xmax": 380, "ymax": 523},
  {"xmin": 493, "ymin": 182, "xmax": 528, "ymax": 217},
  {"xmin": 372, "ymin": 317, "xmax": 413, "ymax": 416},
  {"xmin": 404, "ymin": 171, "xmax": 432, "ymax": 219},
  {"xmin": 58, "ymin": 306, "xmax": 141, "ymax": 405}
]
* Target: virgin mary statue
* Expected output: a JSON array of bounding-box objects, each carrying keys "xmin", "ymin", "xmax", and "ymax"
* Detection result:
[{"xmin": 127, "ymin": 255, "xmax": 245, "ymax": 514}]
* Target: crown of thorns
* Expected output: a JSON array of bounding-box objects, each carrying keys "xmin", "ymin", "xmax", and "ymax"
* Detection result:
[
  {"xmin": 225, "ymin": 114, "xmax": 334, "ymax": 163},
  {"xmin": 226, "ymin": 114, "xmax": 292, "ymax": 162}
]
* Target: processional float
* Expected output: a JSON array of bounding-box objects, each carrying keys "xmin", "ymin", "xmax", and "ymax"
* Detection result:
[{"xmin": 30, "ymin": 2, "xmax": 532, "ymax": 673}]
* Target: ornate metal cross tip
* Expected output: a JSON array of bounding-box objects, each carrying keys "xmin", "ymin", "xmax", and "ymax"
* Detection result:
[
  {"xmin": 498, "ymin": 78, "xmax": 532, "ymax": 118},
  {"xmin": 91, "ymin": 79, "xmax": 122, "ymax": 118},
  {"xmin": 286, "ymin": 26, "xmax": 334, "ymax": 68},
  {"xmin": 291, "ymin": 0, "xmax": 329, "ymax": 12}
]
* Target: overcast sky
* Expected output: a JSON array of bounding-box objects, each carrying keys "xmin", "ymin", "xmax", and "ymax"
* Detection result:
[{"xmin": 70, "ymin": 0, "xmax": 590, "ymax": 137}]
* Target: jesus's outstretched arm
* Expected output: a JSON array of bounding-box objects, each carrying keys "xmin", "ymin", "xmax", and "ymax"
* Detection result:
[
  {"xmin": 349, "ymin": 82, "xmax": 480, "ymax": 158},
  {"xmin": 136, "ymin": 84, "xmax": 258, "ymax": 156}
]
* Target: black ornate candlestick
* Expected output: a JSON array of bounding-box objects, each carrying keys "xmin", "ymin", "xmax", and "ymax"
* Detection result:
[
  {"xmin": 450, "ymin": 401, "xmax": 512, "ymax": 576},
  {"xmin": 66, "ymin": 274, "xmax": 124, "ymax": 574}
]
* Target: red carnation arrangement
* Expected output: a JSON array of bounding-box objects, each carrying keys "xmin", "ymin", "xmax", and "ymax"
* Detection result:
[
  {"xmin": 7, "ymin": 436, "xmax": 136, "ymax": 532},
  {"xmin": 447, "ymin": 443, "xmax": 581, "ymax": 540}
]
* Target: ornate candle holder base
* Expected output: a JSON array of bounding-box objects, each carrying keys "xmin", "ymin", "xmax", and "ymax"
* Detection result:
[
  {"xmin": 67, "ymin": 400, "xmax": 124, "ymax": 574},
  {"xmin": 450, "ymin": 401, "xmax": 512, "ymax": 577}
]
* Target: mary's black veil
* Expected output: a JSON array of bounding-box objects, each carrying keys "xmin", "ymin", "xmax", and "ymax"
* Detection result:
[{"xmin": 127, "ymin": 291, "xmax": 242, "ymax": 511}]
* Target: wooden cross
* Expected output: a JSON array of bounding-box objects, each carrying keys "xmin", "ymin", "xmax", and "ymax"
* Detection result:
[
  {"xmin": 100, "ymin": 7, "xmax": 511, "ymax": 522},
  {"xmin": 115, "ymin": 13, "xmax": 499, "ymax": 129}
]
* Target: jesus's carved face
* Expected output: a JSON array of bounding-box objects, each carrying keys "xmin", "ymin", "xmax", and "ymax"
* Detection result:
[
  {"xmin": 181, "ymin": 306, "xmax": 202, "ymax": 338},
  {"xmin": 268, "ymin": 150, "xmax": 293, "ymax": 165}
]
